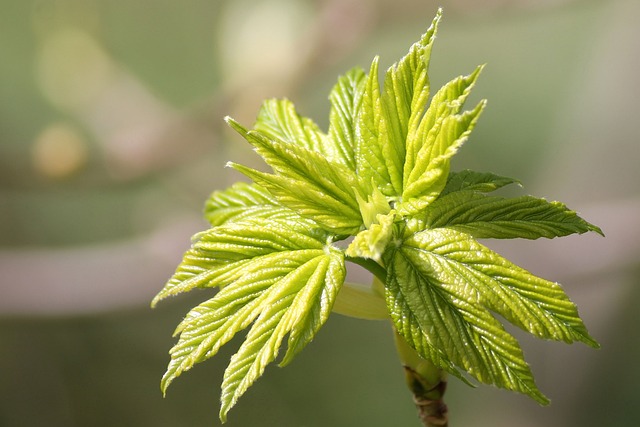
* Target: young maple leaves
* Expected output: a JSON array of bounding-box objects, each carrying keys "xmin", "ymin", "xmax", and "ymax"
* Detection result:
[{"xmin": 153, "ymin": 9, "xmax": 601, "ymax": 422}]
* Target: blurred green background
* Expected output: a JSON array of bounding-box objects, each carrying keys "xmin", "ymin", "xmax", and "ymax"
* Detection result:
[{"xmin": 1, "ymin": 0, "xmax": 639, "ymax": 426}]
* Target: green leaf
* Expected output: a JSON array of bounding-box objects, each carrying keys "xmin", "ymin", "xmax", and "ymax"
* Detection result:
[
  {"xmin": 155, "ymin": 9, "xmax": 603, "ymax": 420},
  {"xmin": 355, "ymin": 183, "xmax": 391, "ymax": 228},
  {"xmin": 151, "ymin": 215, "xmax": 327, "ymax": 306},
  {"xmin": 227, "ymin": 118, "xmax": 363, "ymax": 234},
  {"xmin": 232, "ymin": 163, "xmax": 362, "ymax": 235},
  {"xmin": 386, "ymin": 248, "xmax": 548, "ymax": 403},
  {"xmin": 398, "ymin": 100, "xmax": 486, "ymax": 216},
  {"xmin": 156, "ymin": 218, "xmax": 345, "ymax": 422},
  {"xmin": 404, "ymin": 228, "xmax": 599, "ymax": 346},
  {"xmin": 217, "ymin": 247, "xmax": 344, "ymax": 421},
  {"xmin": 385, "ymin": 256, "xmax": 473, "ymax": 385},
  {"xmin": 346, "ymin": 212, "xmax": 395, "ymax": 262},
  {"xmin": 355, "ymin": 57, "xmax": 384, "ymax": 196},
  {"xmin": 422, "ymin": 191, "xmax": 604, "ymax": 239},
  {"xmin": 355, "ymin": 56, "xmax": 396, "ymax": 196},
  {"xmin": 328, "ymin": 67, "xmax": 366, "ymax": 169},
  {"xmin": 386, "ymin": 226, "xmax": 599, "ymax": 402},
  {"xmin": 204, "ymin": 182, "xmax": 289, "ymax": 227},
  {"xmin": 404, "ymin": 65, "xmax": 483, "ymax": 183},
  {"xmin": 254, "ymin": 98, "xmax": 326, "ymax": 153},
  {"xmin": 378, "ymin": 10, "xmax": 442, "ymax": 196},
  {"xmin": 441, "ymin": 169, "xmax": 520, "ymax": 196}
]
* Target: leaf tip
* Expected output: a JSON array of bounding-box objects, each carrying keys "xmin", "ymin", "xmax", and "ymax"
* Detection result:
[
  {"xmin": 473, "ymin": 63, "xmax": 487, "ymax": 80},
  {"xmin": 159, "ymin": 374, "xmax": 173, "ymax": 398},
  {"xmin": 150, "ymin": 289, "xmax": 169, "ymax": 308},
  {"xmin": 219, "ymin": 408, "xmax": 229, "ymax": 424},
  {"xmin": 589, "ymin": 223, "xmax": 605, "ymax": 237},
  {"xmin": 536, "ymin": 392, "xmax": 551, "ymax": 406},
  {"xmin": 433, "ymin": 7, "xmax": 443, "ymax": 25},
  {"xmin": 225, "ymin": 116, "xmax": 249, "ymax": 136},
  {"xmin": 580, "ymin": 331, "xmax": 601, "ymax": 349}
]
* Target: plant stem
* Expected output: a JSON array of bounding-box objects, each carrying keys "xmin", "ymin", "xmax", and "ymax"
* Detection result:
[
  {"xmin": 394, "ymin": 328, "xmax": 449, "ymax": 427},
  {"xmin": 345, "ymin": 255, "xmax": 388, "ymax": 283}
]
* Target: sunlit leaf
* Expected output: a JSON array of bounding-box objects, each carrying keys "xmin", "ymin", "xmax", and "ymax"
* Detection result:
[
  {"xmin": 398, "ymin": 100, "xmax": 486, "ymax": 216},
  {"xmin": 204, "ymin": 182, "xmax": 290, "ymax": 227},
  {"xmin": 355, "ymin": 56, "xmax": 394, "ymax": 196},
  {"xmin": 441, "ymin": 169, "xmax": 520, "ymax": 196},
  {"xmin": 386, "ymin": 226, "xmax": 598, "ymax": 403},
  {"xmin": 403, "ymin": 228, "xmax": 599, "ymax": 347},
  {"xmin": 231, "ymin": 162, "xmax": 362, "ymax": 235},
  {"xmin": 155, "ymin": 10, "xmax": 602, "ymax": 423},
  {"xmin": 152, "ymin": 215, "xmax": 326, "ymax": 306},
  {"xmin": 379, "ymin": 10, "xmax": 442, "ymax": 195},
  {"xmin": 346, "ymin": 212, "xmax": 395, "ymax": 262},
  {"xmin": 254, "ymin": 98, "xmax": 326, "ymax": 153},
  {"xmin": 227, "ymin": 118, "xmax": 363, "ymax": 234},
  {"xmin": 422, "ymin": 191, "xmax": 604, "ymax": 239},
  {"xmin": 155, "ymin": 217, "xmax": 345, "ymax": 422},
  {"xmin": 328, "ymin": 67, "xmax": 366, "ymax": 168},
  {"xmin": 403, "ymin": 65, "xmax": 483, "ymax": 189},
  {"xmin": 217, "ymin": 247, "xmax": 343, "ymax": 421}
]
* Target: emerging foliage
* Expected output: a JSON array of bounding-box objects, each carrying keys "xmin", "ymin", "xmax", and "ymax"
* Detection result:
[{"xmin": 153, "ymin": 9, "xmax": 601, "ymax": 422}]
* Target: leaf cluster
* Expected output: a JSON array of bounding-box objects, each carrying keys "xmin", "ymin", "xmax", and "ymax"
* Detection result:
[{"xmin": 153, "ymin": 9, "xmax": 601, "ymax": 421}]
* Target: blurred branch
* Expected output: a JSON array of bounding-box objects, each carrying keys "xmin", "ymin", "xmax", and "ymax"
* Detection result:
[
  {"xmin": 1, "ymin": 198, "xmax": 635, "ymax": 317},
  {"xmin": 0, "ymin": 217, "xmax": 203, "ymax": 316}
]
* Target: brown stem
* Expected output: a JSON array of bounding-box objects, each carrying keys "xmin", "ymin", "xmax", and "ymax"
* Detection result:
[
  {"xmin": 403, "ymin": 365, "xmax": 449, "ymax": 427},
  {"xmin": 393, "ymin": 327, "xmax": 449, "ymax": 427}
]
